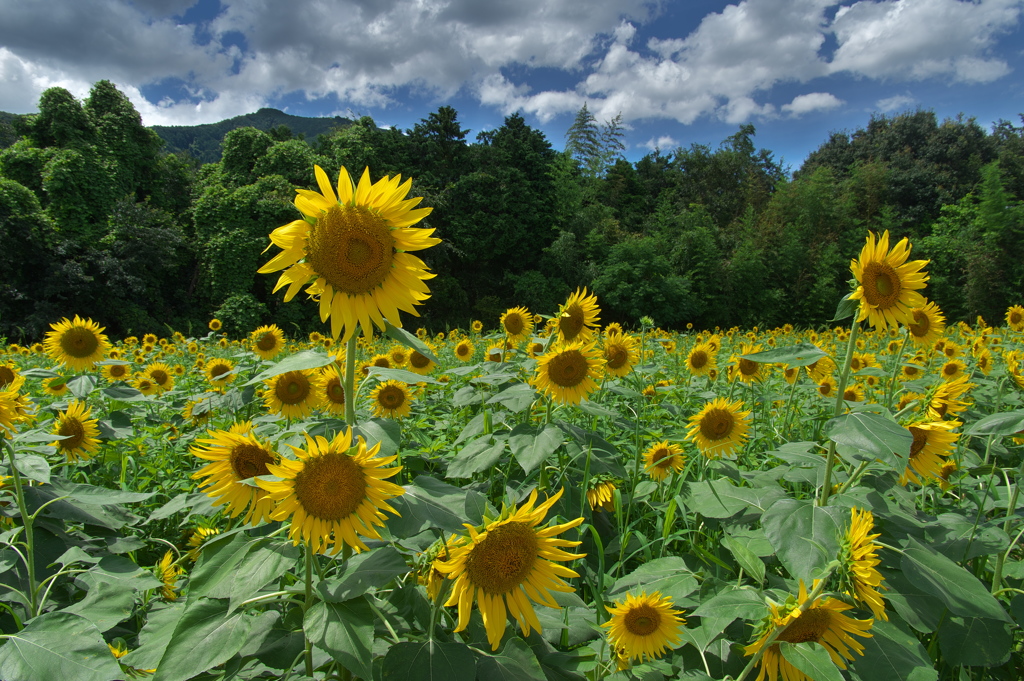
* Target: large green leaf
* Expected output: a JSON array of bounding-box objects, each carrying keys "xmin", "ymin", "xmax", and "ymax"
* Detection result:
[
  {"xmin": 446, "ymin": 435, "xmax": 507, "ymax": 479},
  {"xmin": 487, "ymin": 382, "xmax": 538, "ymax": 413},
  {"xmin": 964, "ymin": 409, "xmax": 1024, "ymax": 437},
  {"xmin": 739, "ymin": 343, "xmax": 827, "ymax": 367},
  {"xmin": 355, "ymin": 417, "xmax": 402, "ymax": 458},
  {"xmin": 761, "ymin": 499, "xmax": 845, "ymax": 582},
  {"xmin": 779, "ymin": 642, "xmax": 844, "ymax": 681},
  {"xmin": 66, "ymin": 374, "xmax": 97, "ymax": 399},
  {"xmin": 477, "ymin": 637, "xmax": 547, "ymax": 681},
  {"xmin": 509, "ymin": 423, "xmax": 563, "ymax": 475},
  {"xmin": 121, "ymin": 602, "xmax": 185, "ymax": 671},
  {"xmin": 721, "ymin": 533, "xmax": 765, "ymax": 584},
  {"xmin": 938, "ymin": 616, "xmax": 1011, "ymax": 667},
  {"xmin": 152, "ymin": 598, "xmax": 253, "ymax": 681},
  {"xmin": 691, "ymin": 587, "xmax": 765, "ymax": 643},
  {"xmin": 388, "ymin": 475, "xmax": 485, "ymax": 535},
  {"xmin": 901, "ymin": 538, "xmax": 1010, "ymax": 622},
  {"xmin": 609, "ymin": 557, "xmax": 698, "ymax": 604},
  {"xmin": 187, "ymin": 531, "xmax": 257, "ymax": 598},
  {"xmin": 367, "ymin": 367, "xmax": 442, "ymax": 385},
  {"xmin": 318, "ymin": 546, "xmax": 409, "ymax": 602},
  {"xmin": 826, "ymin": 412, "xmax": 911, "ymax": 466},
  {"xmin": 382, "ymin": 640, "xmax": 477, "ymax": 681},
  {"xmin": 13, "ymin": 453, "xmax": 49, "ymax": 484},
  {"xmin": 0, "ymin": 611, "xmax": 122, "ymax": 681},
  {"xmin": 243, "ymin": 349, "xmax": 333, "ymax": 386},
  {"xmin": 227, "ymin": 539, "xmax": 301, "ymax": 612},
  {"xmin": 63, "ymin": 577, "xmax": 137, "ymax": 631},
  {"xmin": 305, "ymin": 596, "xmax": 375, "ymax": 681},
  {"xmin": 852, "ymin": 620, "xmax": 937, "ymax": 681},
  {"xmin": 101, "ymin": 384, "xmax": 146, "ymax": 401},
  {"xmin": 685, "ymin": 479, "xmax": 786, "ymax": 519}
]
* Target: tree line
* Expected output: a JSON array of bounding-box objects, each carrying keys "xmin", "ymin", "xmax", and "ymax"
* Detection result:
[{"xmin": 1, "ymin": 80, "xmax": 1022, "ymax": 341}]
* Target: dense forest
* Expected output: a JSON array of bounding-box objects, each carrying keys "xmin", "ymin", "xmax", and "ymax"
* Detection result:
[{"xmin": 0, "ymin": 80, "xmax": 1022, "ymax": 341}]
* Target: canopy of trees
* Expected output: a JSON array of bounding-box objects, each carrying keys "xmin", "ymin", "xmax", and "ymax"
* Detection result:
[{"xmin": 1, "ymin": 81, "xmax": 1022, "ymax": 340}]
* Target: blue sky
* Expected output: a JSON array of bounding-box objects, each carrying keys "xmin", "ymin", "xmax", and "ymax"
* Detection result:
[{"xmin": 1, "ymin": 0, "xmax": 1022, "ymax": 170}]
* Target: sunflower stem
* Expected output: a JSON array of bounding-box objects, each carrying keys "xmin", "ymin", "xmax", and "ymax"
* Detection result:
[
  {"xmin": 303, "ymin": 540, "xmax": 316, "ymax": 678},
  {"xmin": 344, "ymin": 333, "xmax": 359, "ymax": 427},
  {"xmin": 779, "ymin": 370, "xmax": 801, "ymax": 440},
  {"xmin": 4, "ymin": 440, "xmax": 38, "ymax": 619},
  {"xmin": 884, "ymin": 333, "xmax": 910, "ymax": 410},
  {"xmin": 819, "ymin": 320, "xmax": 861, "ymax": 506}
]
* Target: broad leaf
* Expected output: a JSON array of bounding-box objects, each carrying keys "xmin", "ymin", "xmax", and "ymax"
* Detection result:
[
  {"xmin": 0, "ymin": 611, "xmax": 122, "ymax": 681},
  {"xmin": 305, "ymin": 597, "xmax": 375, "ymax": 681},
  {"xmin": 382, "ymin": 640, "xmax": 477, "ymax": 681}
]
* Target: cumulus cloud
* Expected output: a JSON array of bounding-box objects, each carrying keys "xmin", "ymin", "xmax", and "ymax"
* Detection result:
[
  {"xmin": 875, "ymin": 93, "xmax": 917, "ymax": 112},
  {"xmin": 641, "ymin": 135, "xmax": 679, "ymax": 151},
  {"xmin": 782, "ymin": 92, "xmax": 843, "ymax": 116}
]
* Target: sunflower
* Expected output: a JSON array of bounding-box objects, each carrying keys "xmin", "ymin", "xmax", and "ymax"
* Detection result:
[
  {"xmin": 50, "ymin": 401, "xmax": 101, "ymax": 462},
  {"xmin": 603, "ymin": 591, "xmax": 685, "ymax": 664},
  {"xmin": 319, "ymin": 364, "xmax": 347, "ymax": 415},
  {"xmin": 43, "ymin": 375, "xmax": 69, "ymax": 397},
  {"xmin": 98, "ymin": 362, "xmax": 130, "ymax": 382},
  {"xmin": 183, "ymin": 398, "xmax": 214, "ymax": 427},
  {"xmin": 900, "ymin": 361, "xmax": 925, "ymax": 381},
  {"xmin": 208, "ymin": 319, "xmax": 222, "ymax": 332},
  {"xmin": 527, "ymin": 341, "xmax": 545, "ymax": 358},
  {"xmin": 533, "ymin": 341, "xmax": 602, "ymax": 405},
  {"xmin": 0, "ymin": 376, "xmax": 33, "ymax": 438},
  {"xmin": 782, "ymin": 365, "xmax": 800, "ymax": 385},
  {"xmin": 744, "ymin": 580, "xmax": 873, "ymax": 681},
  {"xmin": 264, "ymin": 369, "xmax": 323, "ymax": 419},
  {"xmin": 937, "ymin": 359, "xmax": 966, "ymax": 382},
  {"xmin": 1007, "ymin": 305, "xmax": 1024, "ymax": 332},
  {"xmin": 686, "ymin": 397, "xmax": 751, "ymax": 459},
  {"xmin": 839, "ymin": 508, "xmax": 887, "ymax": 620},
  {"xmin": 684, "ymin": 343, "xmax": 716, "ymax": 377},
  {"xmin": 471, "ymin": 320, "xmax": 484, "ymax": 334},
  {"xmin": 434, "ymin": 488, "xmax": 585, "ymax": 651},
  {"xmin": 408, "ymin": 347, "xmax": 436, "ymax": 375},
  {"xmin": 602, "ymin": 332, "xmax": 639, "ymax": 378},
  {"xmin": 157, "ymin": 551, "xmax": 182, "ymax": 601},
  {"xmin": 900, "ymin": 419, "xmax": 960, "ymax": 485},
  {"xmin": 805, "ymin": 356, "xmax": 836, "ymax": 383},
  {"xmin": 369, "ymin": 354, "xmax": 392, "ymax": 370},
  {"xmin": 186, "ymin": 526, "xmax": 222, "ymax": 562},
  {"xmin": 205, "ymin": 358, "xmax": 236, "ymax": 389},
  {"xmin": 259, "ymin": 165, "xmax": 439, "ymax": 342},
  {"xmin": 191, "ymin": 421, "xmax": 278, "ymax": 524},
  {"xmin": 144, "ymin": 362, "xmax": 175, "ymax": 394},
  {"xmin": 369, "ymin": 380, "xmax": 413, "ymax": 419},
  {"xmin": 500, "ymin": 306, "xmax": 534, "ymax": 344},
  {"xmin": 927, "ymin": 376, "xmax": 973, "ymax": 420},
  {"xmin": 387, "ymin": 345, "xmax": 410, "ymax": 368},
  {"xmin": 842, "ymin": 383, "xmax": 865, "ymax": 403},
  {"xmin": 134, "ymin": 375, "xmax": 158, "ymax": 396},
  {"xmin": 557, "ymin": 287, "xmax": 601, "ymax": 343},
  {"xmin": 258, "ymin": 428, "xmax": 404, "ymax": 554},
  {"xmin": 732, "ymin": 344, "xmax": 767, "ymax": 384},
  {"xmin": 485, "ymin": 345, "xmax": 504, "ymax": 363},
  {"xmin": 975, "ymin": 348, "xmax": 994, "ymax": 376},
  {"xmin": 0, "ymin": 362, "xmax": 17, "ymax": 390},
  {"xmin": 817, "ymin": 376, "xmax": 837, "ymax": 399},
  {"xmin": 586, "ymin": 479, "xmax": 617, "ymax": 512},
  {"xmin": 849, "ymin": 352, "xmax": 877, "ymax": 372},
  {"xmin": 643, "ymin": 441, "xmax": 686, "ymax": 481},
  {"xmin": 250, "ymin": 324, "xmax": 286, "ymax": 360},
  {"xmin": 43, "ymin": 316, "xmax": 110, "ymax": 371},
  {"xmin": 849, "ymin": 230, "xmax": 929, "ymax": 330}
]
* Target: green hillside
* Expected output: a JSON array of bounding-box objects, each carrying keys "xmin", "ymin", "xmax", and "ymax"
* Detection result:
[{"xmin": 149, "ymin": 107, "xmax": 352, "ymax": 162}]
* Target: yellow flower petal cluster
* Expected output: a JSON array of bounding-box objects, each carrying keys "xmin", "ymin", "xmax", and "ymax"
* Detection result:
[
  {"xmin": 44, "ymin": 316, "xmax": 110, "ymax": 371},
  {"xmin": 849, "ymin": 230, "xmax": 929, "ymax": 330},
  {"xmin": 603, "ymin": 591, "xmax": 685, "ymax": 664},
  {"xmin": 686, "ymin": 397, "xmax": 752, "ymax": 459}
]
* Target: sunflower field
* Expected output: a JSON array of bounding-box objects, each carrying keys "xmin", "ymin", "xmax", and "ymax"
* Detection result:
[{"xmin": 2, "ymin": 163, "xmax": 1024, "ymax": 681}]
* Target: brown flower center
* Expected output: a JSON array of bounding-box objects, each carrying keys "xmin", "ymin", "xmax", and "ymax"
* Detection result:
[
  {"xmin": 699, "ymin": 408, "xmax": 734, "ymax": 441},
  {"xmin": 60, "ymin": 327, "xmax": 100, "ymax": 359},
  {"xmin": 605, "ymin": 344, "xmax": 628, "ymax": 370},
  {"xmin": 306, "ymin": 204, "xmax": 394, "ymax": 295},
  {"xmin": 689, "ymin": 350, "xmax": 708, "ymax": 370},
  {"xmin": 547, "ymin": 349, "xmax": 588, "ymax": 388},
  {"xmin": 275, "ymin": 371, "xmax": 311, "ymax": 405},
  {"xmin": 377, "ymin": 385, "xmax": 406, "ymax": 410},
  {"xmin": 908, "ymin": 309, "xmax": 930, "ymax": 338},
  {"xmin": 57, "ymin": 416, "xmax": 86, "ymax": 451},
  {"xmin": 559, "ymin": 304, "xmax": 585, "ymax": 342},
  {"xmin": 293, "ymin": 451, "xmax": 366, "ymax": 521},
  {"xmin": 230, "ymin": 443, "xmax": 273, "ymax": 480},
  {"xmin": 738, "ymin": 358, "xmax": 758, "ymax": 377},
  {"xmin": 503, "ymin": 313, "xmax": 526, "ymax": 337},
  {"xmin": 0, "ymin": 366, "xmax": 14, "ymax": 387},
  {"xmin": 410, "ymin": 351, "xmax": 431, "ymax": 369},
  {"xmin": 624, "ymin": 604, "xmax": 661, "ymax": 636},
  {"xmin": 209, "ymin": 363, "xmax": 231, "ymax": 379},
  {"xmin": 861, "ymin": 261, "xmax": 901, "ymax": 308},
  {"xmin": 465, "ymin": 521, "xmax": 538, "ymax": 594},
  {"xmin": 777, "ymin": 607, "xmax": 831, "ymax": 644},
  {"xmin": 325, "ymin": 377, "xmax": 346, "ymax": 405},
  {"xmin": 150, "ymin": 369, "xmax": 170, "ymax": 386},
  {"xmin": 256, "ymin": 333, "xmax": 278, "ymax": 351},
  {"xmin": 908, "ymin": 426, "xmax": 927, "ymax": 458}
]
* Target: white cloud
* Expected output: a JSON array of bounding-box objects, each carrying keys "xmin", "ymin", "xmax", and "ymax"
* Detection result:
[
  {"xmin": 782, "ymin": 92, "xmax": 843, "ymax": 116},
  {"xmin": 641, "ymin": 135, "xmax": 678, "ymax": 151},
  {"xmin": 875, "ymin": 93, "xmax": 916, "ymax": 112}
]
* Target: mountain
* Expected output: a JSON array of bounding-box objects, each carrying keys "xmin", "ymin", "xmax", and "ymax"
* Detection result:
[{"xmin": 150, "ymin": 108, "xmax": 352, "ymax": 163}]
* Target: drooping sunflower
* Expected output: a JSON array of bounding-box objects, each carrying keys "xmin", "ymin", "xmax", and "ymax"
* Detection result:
[
  {"xmin": 0, "ymin": 378, "xmax": 33, "ymax": 438},
  {"xmin": 533, "ymin": 341, "xmax": 602, "ymax": 405},
  {"xmin": 927, "ymin": 375, "xmax": 973, "ymax": 420},
  {"xmin": 849, "ymin": 230, "xmax": 929, "ymax": 330},
  {"xmin": 602, "ymin": 332, "xmax": 639, "ymax": 378},
  {"xmin": 586, "ymin": 478, "xmax": 617, "ymax": 511},
  {"xmin": 257, "ymin": 428, "xmax": 404, "ymax": 554},
  {"xmin": 556, "ymin": 288, "xmax": 601, "ymax": 343},
  {"xmin": 318, "ymin": 364, "xmax": 347, "ymax": 415},
  {"xmin": 744, "ymin": 580, "xmax": 873, "ymax": 681},
  {"xmin": 686, "ymin": 343, "xmax": 717, "ymax": 377},
  {"xmin": 906, "ymin": 299, "xmax": 946, "ymax": 346},
  {"xmin": 900, "ymin": 419, "xmax": 960, "ymax": 486},
  {"xmin": 686, "ymin": 397, "xmax": 751, "ymax": 459},
  {"xmin": 805, "ymin": 356, "xmax": 836, "ymax": 383},
  {"xmin": 643, "ymin": 441, "xmax": 686, "ymax": 481},
  {"xmin": 434, "ymin": 488, "xmax": 585, "ymax": 651},
  {"xmin": 603, "ymin": 591, "xmax": 685, "ymax": 664},
  {"xmin": 205, "ymin": 357, "xmax": 236, "ymax": 389},
  {"xmin": 1007, "ymin": 304, "xmax": 1024, "ymax": 332},
  {"xmin": 263, "ymin": 369, "xmax": 323, "ymax": 419},
  {"xmin": 250, "ymin": 324, "xmax": 286, "ymax": 360},
  {"xmin": 157, "ymin": 551, "xmax": 182, "ymax": 601},
  {"xmin": 369, "ymin": 380, "xmax": 413, "ymax": 419},
  {"xmin": 975, "ymin": 348, "xmax": 994, "ymax": 376},
  {"xmin": 51, "ymin": 401, "xmax": 101, "ymax": 462},
  {"xmin": 191, "ymin": 421, "xmax": 278, "ymax": 524},
  {"xmin": 186, "ymin": 526, "xmax": 222, "ymax": 562},
  {"xmin": 500, "ymin": 306, "xmax": 534, "ymax": 344},
  {"xmin": 259, "ymin": 165, "xmax": 439, "ymax": 342},
  {"xmin": 43, "ymin": 316, "xmax": 110, "ymax": 371},
  {"xmin": 144, "ymin": 362, "xmax": 175, "ymax": 394},
  {"xmin": 839, "ymin": 508, "xmax": 887, "ymax": 620}
]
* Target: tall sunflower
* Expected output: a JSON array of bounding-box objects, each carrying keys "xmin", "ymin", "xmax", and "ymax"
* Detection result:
[
  {"xmin": 205, "ymin": 357, "xmax": 236, "ymax": 389},
  {"xmin": 643, "ymin": 441, "xmax": 686, "ymax": 481},
  {"xmin": 744, "ymin": 580, "xmax": 873, "ymax": 681},
  {"xmin": 602, "ymin": 332, "xmax": 639, "ymax": 378},
  {"xmin": 259, "ymin": 165, "xmax": 439, "ymax": 341},
  {"xmin": 500, "ymin": 306, "xmax": 534, "ymax": 344},
  {"xmin": 263, "ymin": 369, "xmax": 323, "ymax": 419},
  {"xmin": 533, "ymin": 341, "xmax": 602, "ymax": 405},
  {"xmin": 434, "ymin": 488, "xmax": 585, "ymax": 651},
  {"xmin": 250, "ymin": 324, "xmax": 286, "ymax": 360},
  {"xmin": 839, "ymin": 508, "xmax": 887, "ymax": 620},
  {"xmin": 849, "ymin": 230, "xmax": 929, "ymax": 330},
  {"xmin": 686, "ymin": 343, "xmax": 717, "ymax": 377},
  {"xmin": 1007, "ymin": 304, "xmax": 1024, "ymax": 332},
  {"xmin": 257, "ymin": 428, "xmax": 404, "ymax": 554},
  {"xmin": 927, "ymin": 376, "xmax": 973, "ymax": 420},
  {"xmin": 900, "ymin": 419, "xmax": 960, "ymax": 485},
  {"xmin": 556, "ymin": 288, "xmax": 601, "ymax": 343},
  {"xmin": 191, "ymin": 421, "xmax": 278, "ymax": 525},
  {"xmin": 51, "ymin": 401, "xmax": 101, "ymax": 462},
  {"xmin": 144, "ymin": 362, "xmax": 175, "ymax": 394},
  {"xmin": 44, "ymin": 316, "xmax": 110, "ymax": 371},
  {"xmin": 686, "ymin": 397, "xmax": 751, "ymax": 459},
  {"xmin": 369, "ymin": 380, "xmax": 413, "ymax": 419},
  {"xmin": 603, "ymin": 591, "xmax": 685, "ymax": 664}
]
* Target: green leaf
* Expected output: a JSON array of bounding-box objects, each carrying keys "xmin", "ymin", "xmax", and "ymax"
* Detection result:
[
  {"xmin": 243, "ymin": 349, "xmax": 332, "ymax": 386},
  {"xmin": 739, "ymin": 343, "xmax": 827, "ymax": 367},
  {"xmin": 367, "ymin": 367, "xmax": 442, "ymax": 385},
  {"xmin": 609, "ymin": 557, "xmax": 698, "ymax": 604},
  {"xmin": 102, "ymin": 384, "xmax": 146, "ymax": 401},
  {"xmin": 965, "ymin": 409, "xmax": 1024, "ymax": 437},
  {"xmin": 826, "ymin": 412, "xmax": 911, "ymax": 466},
  {"xmin": 63, "ymin": 577, "xmax": 137, "ymax": 631},
  {"xmin": 305, "ymin": 597, "xmax": 375, "ymax": 681},
  {"xmin": 576, "ymin": 399, "xmax": 620, "ymax": 419},
  {"xmin": 691, "ymin": 587, "xmax": 765, "ymax": 642},
  {"xmin": 487, "ymin": 382, "xmax": 538, "ymax": 413},
  {"xmin": 852, "ymin": 620, "xmax": 936, "ymax": 681},
  {"xmin": 13, "ymin": 453, "xmax": 50, "ymax": 484},
  {"xmin": 830, "ymin": 292, "xmax": 858, "ymax": 323},
  {"xmin": 477, "ymin": 637, "xmax": 547, "ymax": 681},
  {"xmin": 685, "ymin": 479, "xmax": 786, "ymax": 519},
  {"xmin": 187, "ymin": 532, "xmax": 256, "ymax": 598},
  {"xmin": 388, "ymin": 475, "xmax": 484, "ymax": 535},
  {"xmin": 66, "ymin": 374, "xmax": 97, "ymax": 399},
  {"xmin": 938, "ymin": 616, "xmax": 1011, "ymax": 667},
  {"xmin": 227, "ymin": 539, "xmax": 300, "ymax": 612},
  {"xmin": 761, "ymin": 499, "xmax": 845, "ymax": 582},
  {"xmin": 383, "ymin": 319, "xmax": 440, "ymax": 363},
  {"xmin": 509, "ymin": 423, "xmax": 563, "ymax": 475},
  {"xmin": 446, "ymin": 435, "xmax": 506, "ymax": 479},
  {"xmin": 152, "ymin": 598, "xmax": 253, "ymax": 681},
  {"xmin": 721, "ymin": 533, "xmax": 765, "ymax": 584},
  {"xmin": 0, "ymin": 611, "xmax": 122, "ymax": 681},
  {"xmin": 357, "ymin": 417, "xmax": 402, "ymax": 458},
  {"xmin": 317, "ymin": 546, "xmax": 409, "ymax": 602},
  {"xmin": 779, "ymin": 642, "xmax": 844, "ymax": 681},
  {"xmin": 382, "ymin": 640, "xmax": 477, "ymax": 681},
  {"xmin": 121, "ymin": 603, "xmax": 185, "ymax": 671},
  {"xmin": 901, "ymin": 538, "xmax": 1010, "ymax": 622}
]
